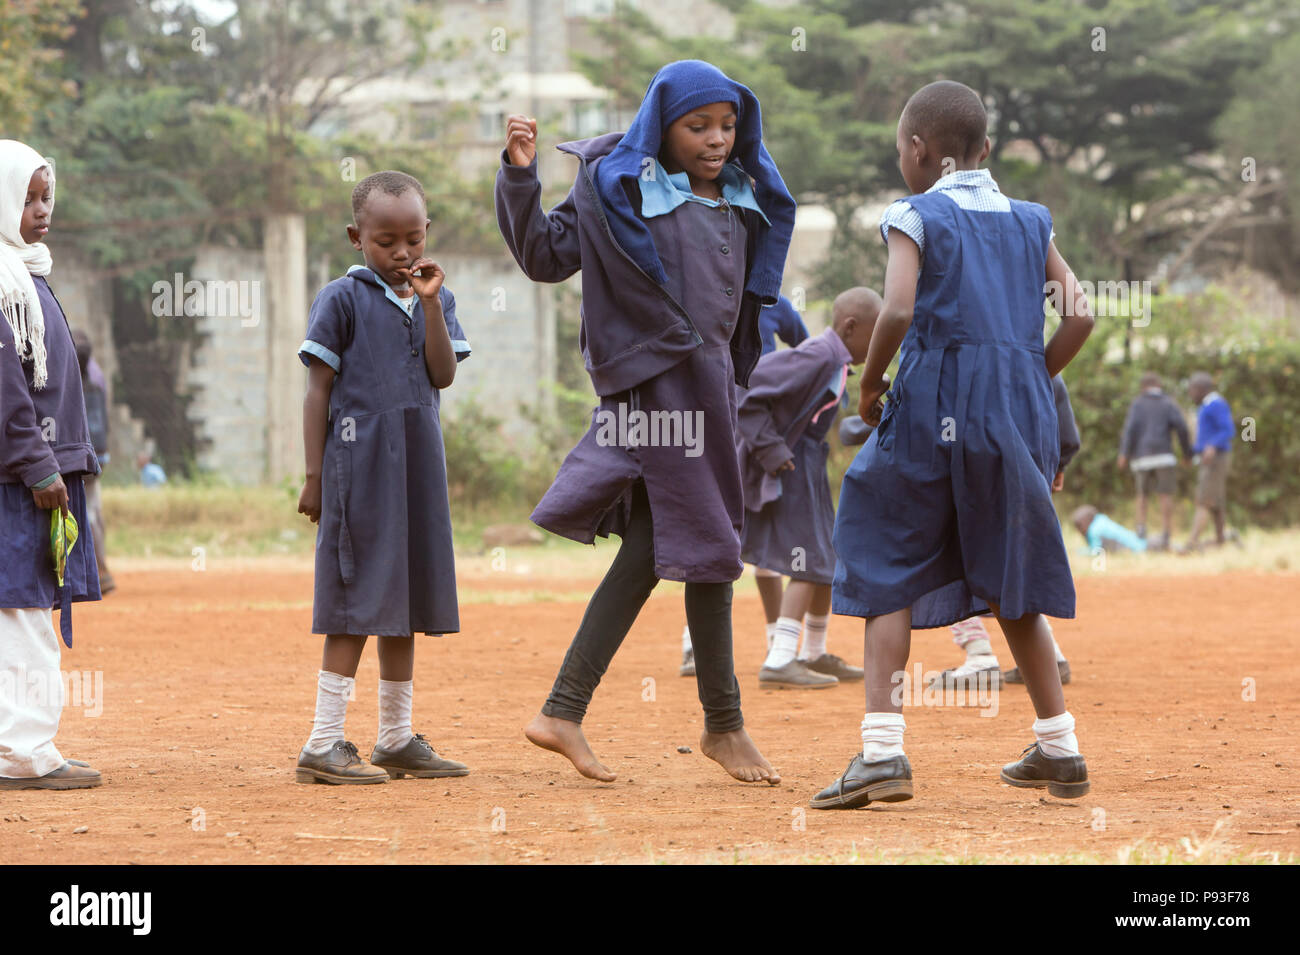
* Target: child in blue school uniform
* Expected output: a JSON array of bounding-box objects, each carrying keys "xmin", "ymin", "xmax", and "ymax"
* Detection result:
[
  {"xmin": 740, "ymin": 287, "xmax": 880, "ymax": 690},
  {"xmin": 814, "ymin": 82, "xmax": 1096, "ymax": 810},
  {"xmin": 294, "ymin": 171, "xmax": 471, "ymax": 785},
  {"xmin": 495, "ymin": 60, "xmax": 797, "ymax": 786},
  {"xmin": 0, "ymin": 140, "xmax": 102, "ymax": 790}
]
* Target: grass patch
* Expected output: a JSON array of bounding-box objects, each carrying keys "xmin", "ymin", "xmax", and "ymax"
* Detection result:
[{"xmin": 102, "ymin": 482, "xmax": 1300, "ymax": 580}]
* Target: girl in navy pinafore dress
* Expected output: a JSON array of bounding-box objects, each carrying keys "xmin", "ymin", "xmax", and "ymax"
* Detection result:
[
  {"xmin": 813, "ymin": 82, "xmax": 1096, "ymax": 811},
  {"xmin": 293, "ymin": 171, "xmax": 472, "ymax": 786},
  {"xmin": 495, "ymin": 61, "xmax": 798, "ymax": 786}
]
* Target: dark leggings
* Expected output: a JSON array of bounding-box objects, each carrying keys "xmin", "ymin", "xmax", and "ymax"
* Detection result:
[{"xmin": 542, "ymin": 481, "xmax": 744, "ymax": 734}]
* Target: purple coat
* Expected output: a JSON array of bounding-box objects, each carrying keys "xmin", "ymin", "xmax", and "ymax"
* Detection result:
[
  {"xmin": 0, "ymin": 275, "xmax": 98, "ymax": 486},
  {"xmin": 736, "ymin": 328, "xmax": 851, "ymax": 512},
  {"xmin": 494, "ymin": 134, "xmax": 767, "ymax": 396}
]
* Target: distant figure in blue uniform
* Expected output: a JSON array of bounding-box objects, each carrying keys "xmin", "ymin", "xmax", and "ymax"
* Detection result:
[
  {"xmin": 758, "ymin": 294, "xmax": 809, "ymax": 355},
  {"xmin": 294, "ymin": 171, "xmax": 472, "ymax": 786},
  {"xmin": 814, "ymin": 81, "xmax": 1096, "ymax": 811},
  {"xmin": 1180, "ymin": 371, "xmax": 1238, "ymax": 553}
]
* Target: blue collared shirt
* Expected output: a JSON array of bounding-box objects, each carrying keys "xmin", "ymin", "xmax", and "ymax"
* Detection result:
[{"xmin": 639, "ymin": 159, "xmax": 771, "ymax": 225}]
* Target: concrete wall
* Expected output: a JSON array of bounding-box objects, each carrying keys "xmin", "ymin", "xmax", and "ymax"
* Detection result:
[{"xmin": 183, "ymin": 245, "xmax": 272, "ymax": 484}]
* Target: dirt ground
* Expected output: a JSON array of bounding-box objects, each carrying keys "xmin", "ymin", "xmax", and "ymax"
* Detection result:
[{"xmin": 2, "ymin": 560, "xmax": 1297, "ymax": 864}]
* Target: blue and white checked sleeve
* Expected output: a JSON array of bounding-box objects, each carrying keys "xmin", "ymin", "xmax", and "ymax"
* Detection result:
[{"xmin": 879, "ymin": 199, "xmax": 925, "ymax": 258}]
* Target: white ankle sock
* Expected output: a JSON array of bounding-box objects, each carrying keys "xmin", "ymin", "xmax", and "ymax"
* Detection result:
[
  {"xmin": 377, "ymin": 678, "xmax": 414, "ymax": 751},
  {"xmin": 762, "ymin": 617, "xmax": 802, "ymax": 669},
  {"xmin": 765, "ymin": 621, "xmax": 777, "ymax": 651},
  {"xmin": 306, "ymin": 670, "xmax": 353, "ymax": 755},
  {"xmin": 681, "ymin": 625, "xmax": 693, "ymax": 653},
  {"xmin": 861, "ymin": 712, "xmax": 906, "ymax": 761},
  {"xmin": 1043, "ymin": 618, "xmax": 1066, "ymax": 662},
  {"xmin": 799, "ymin": 612, "xmax": 829, "ymax": 660},
  {"xmin": 1033, "ymin": 711, "xmax": 1079, "ymax": 757}
]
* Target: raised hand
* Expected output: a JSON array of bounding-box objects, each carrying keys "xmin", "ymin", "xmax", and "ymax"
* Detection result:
[
  {"xmin": 506, "ymin": 114, "xmax": 538, "ymax": 167},
  {"xmin": 405, "ymin": 257, "xmax": 445, "ymax": 302}
]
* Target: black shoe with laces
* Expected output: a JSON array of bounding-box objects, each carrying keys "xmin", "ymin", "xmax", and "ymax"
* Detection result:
[
  {"xmin": 370, "ymin": 733, "xmax": 468, "ymax": 778},
  {"xmin": 1000, "ymin": 741, "xmax": 1089, "ymax": 798},
  {"xmin": 296, "ymin": 740, "xmax": 389, "ymax": 785},
  {"xmin": 810, "ymin": 753, "xmax": 913, "ymax": 810}
]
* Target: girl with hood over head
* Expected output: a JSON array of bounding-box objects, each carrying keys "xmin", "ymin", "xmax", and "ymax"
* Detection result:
[
  {"xmin": 495, "ymin": 59, "xmax": 797, "ymax": 785},
  {"xmin": 0, "ymin": 140, "xmax": 103, "ymax": 790}
]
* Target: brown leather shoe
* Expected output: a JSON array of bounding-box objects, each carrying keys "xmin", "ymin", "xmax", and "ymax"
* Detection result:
[
  {"xmin": 296, "ymin": 740, "xmax": 388, "ymax": 785},
  {"xmin": 370, "ymin": 733, "xmax": 468, "ymax": 779},
  {"xmin": 759, "ymin": 659, "xmax": 838, "ymax": 689},
  {"xmin": 0, "ymin": 761, "xmax": 103, "ymax": 790}
]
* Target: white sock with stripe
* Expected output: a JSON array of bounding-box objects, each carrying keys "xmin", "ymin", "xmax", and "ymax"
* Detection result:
[
  {"xmin": 762, "ymin": 617, "xmax": 802, "ymax": 669},
  {"xmin": 798, "ymin": 612, "xmax": 829, "ymax": 660}
]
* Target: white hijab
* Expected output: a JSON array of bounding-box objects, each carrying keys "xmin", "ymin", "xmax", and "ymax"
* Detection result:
[{"xmin": 0, "ymin": 139, "xmax": 55, "ymax": 389}]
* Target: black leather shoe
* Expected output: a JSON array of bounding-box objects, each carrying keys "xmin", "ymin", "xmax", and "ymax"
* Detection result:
[
  {"xmin": 370, "ymin": 733, "xmax": 468, "ymax": 779},
  {"xmin": 1000, "ymin": 742, "xmax": 1089, "ymax": 798},
  {"xmin": 810, "ymin": 753, "xmax": 913, "ymax": 810},
  {"xmin": 1003, "ymin": 659, "xmax": 1071, "ymax": 685},
  {"xmin": 296, "ymin": 740, "xmax": 388, "ymax": 785}
]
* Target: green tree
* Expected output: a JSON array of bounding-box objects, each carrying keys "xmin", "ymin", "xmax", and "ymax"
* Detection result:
[{"xmin": 0, "ymin": 0, "xmax": 81, "ymax": 132}]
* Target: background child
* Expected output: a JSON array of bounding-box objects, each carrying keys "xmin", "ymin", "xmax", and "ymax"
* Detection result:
[
  {"xmin": 1072, "ymin": 505, "xmax": 1147, "ymax": 554},
  {"xmin": 0, "ymin": 140, "xmax": 102, "ymax": 790},
  {"xmin": 72, "ymin": 329, "xmax": 115, "ymax": 595},
  {"xmin": 495, "ymin": 60, "xmax": 797, "ymax": 785},
  {"xmin": 295, "ymin": 171, "xmax": 471, "ymax": 785},
  {"xmin": 935, "ymin": 374, "xmax": 1079, "ymax": 688},
  {"xmin": 1118, "ymin": 371, "xmax": 1190, "ymax": 551},
  {"xmin": 816, "ymin": 81, "xmax": 1094, "ymax": 810},
  {"xmin": 740, "ymin": 287, "xmax": 879, "ymax": 689},
  {"xmin": 1181, "ymin": 371, "xmax": 1237, "ymax": 552}
]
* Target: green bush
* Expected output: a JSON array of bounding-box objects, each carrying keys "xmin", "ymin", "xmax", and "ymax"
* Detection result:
[{"xmin": 828, "ymin": 285, "xmax": 1298, "ymax": 530}]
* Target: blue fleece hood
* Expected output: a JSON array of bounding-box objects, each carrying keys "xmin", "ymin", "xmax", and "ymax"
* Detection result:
[{"xmin": 593, "ymin": 59, "xmax": 796, "ymax": 304}]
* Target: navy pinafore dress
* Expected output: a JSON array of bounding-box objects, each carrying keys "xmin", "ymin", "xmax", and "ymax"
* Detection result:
[
  {"xmin": 299, "ymin": 266, "xmax": 470, "ymax": 636},
  {"xmin": 832, "ymin": 193, "xmax": 1075, "ymax": 626}
]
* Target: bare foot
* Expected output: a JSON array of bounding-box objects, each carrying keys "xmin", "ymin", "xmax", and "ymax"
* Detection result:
[
  {"xmin": 700, "ymin": 728, "xmax": 780, "ymax": 785},
  {"xmin": 524, "ymin": 713, "xmax": 616, "ymax": 782}
]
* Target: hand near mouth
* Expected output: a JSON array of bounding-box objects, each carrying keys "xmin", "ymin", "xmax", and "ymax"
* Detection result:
[{"xmin": 404, "ymin": 257, "xmax": 445, "ymax": 301}]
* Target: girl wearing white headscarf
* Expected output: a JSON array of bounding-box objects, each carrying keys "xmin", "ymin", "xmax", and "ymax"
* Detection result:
[{"xmin": 0, "ymin": 139, "xmax": 102, "ymax": 790}]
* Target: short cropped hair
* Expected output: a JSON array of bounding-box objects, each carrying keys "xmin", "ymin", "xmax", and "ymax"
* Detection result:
[
  {"xmin": 901, "ymin": 80, "xmax": 988, "ymax": 164},
  {"xmin": 351, "ymin": 170, "xmax": 426, "ymax": 222},
  {"xmin": 1140, "ymin": 372, "xmax": 1162, "ymax": 389}
]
